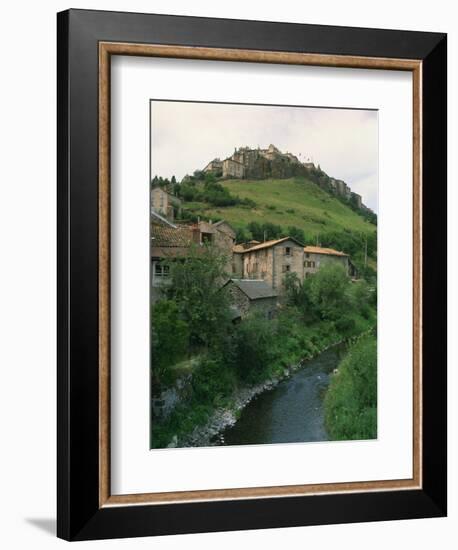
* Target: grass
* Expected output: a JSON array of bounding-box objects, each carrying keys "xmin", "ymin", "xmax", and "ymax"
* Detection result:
[
  {"xmin": 182, "ymin": 177, "xmax": 375, "ymax": 238},
  {"xmin": 324, "ymin": 332, "xmax": 377, "ymax": 440}
]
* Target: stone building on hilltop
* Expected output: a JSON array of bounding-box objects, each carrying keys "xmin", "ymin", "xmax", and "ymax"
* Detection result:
[
  {"xmin": 200, "ymin": 144, "xmax": 373, "ymax": 214},
  {"xmin": 204, "ymin": 144, "xmax": 308, "ymax": 180}
]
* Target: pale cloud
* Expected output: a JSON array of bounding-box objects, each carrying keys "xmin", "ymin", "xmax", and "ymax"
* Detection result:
[{"xmin": 151, "ymin": 101, "xmax": 379, "ymax": 212}]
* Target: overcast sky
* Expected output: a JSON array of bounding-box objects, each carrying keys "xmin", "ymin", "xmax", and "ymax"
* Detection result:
[{"xmin": 150, "ymin": 101, "xmax": 379, "ymax": 212}]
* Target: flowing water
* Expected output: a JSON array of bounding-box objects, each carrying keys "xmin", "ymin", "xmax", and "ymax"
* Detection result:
[{"xmin": 214, "ymin": 345, "xmax": 345, "ymax": 446}]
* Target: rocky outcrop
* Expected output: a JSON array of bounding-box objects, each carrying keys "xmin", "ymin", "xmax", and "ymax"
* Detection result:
[{"xmin": 201, "ymin": 144, "xmax": 374, "ymax": 216}]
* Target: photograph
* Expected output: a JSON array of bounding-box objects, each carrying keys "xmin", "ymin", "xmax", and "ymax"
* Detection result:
[{"xmin": 150, "ymin": 100, "xmax": 378, "ymax": 449}]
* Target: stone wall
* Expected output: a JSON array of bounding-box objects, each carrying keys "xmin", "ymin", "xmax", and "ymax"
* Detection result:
[
  {"xmin": 271, "ymin": 241, "xmax": 305, "ymax": 291},
  {"xmin": 223, "ymin": 158, "xmax": 245, "ymax": 178},
  {"xmin": 303, "ymin": 252, "xmax": 349, "ymax": 277},
  {"xmin": 227, "ymin": 282, "xmax": 277, "ymax": 319},
  {"xmin": 151, "ymin": 187, "xmax": 181, "ymax": 221},
  {"xmin": 151, "ymin": 374, "xmax": 193, "ymax": 420},
  {"xmin": 227, "ymin": 284, "xmax": 251, "ymax": 317},
  {"xmin": 232, "ymin": 252, "xmax": 244, "ymax": 277},
  {"xmin": 242, "ymin": 239, "xmax": 304, "ymax": 292},
  {"xmin": 243, "ymin": 247, "xmax": 274, "ymax": 285}
]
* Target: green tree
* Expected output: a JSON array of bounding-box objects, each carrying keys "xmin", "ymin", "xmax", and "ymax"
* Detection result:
[
  {"xmin": 308, "ymin": 263, "xmax": 349, "ymax": 320},
  {"xmin": 283, "ymin": 271, "xmax": 301, "ymax": 306},
  {"xmin": 163, "ymin": 245, "xmax": 231, "ymax": 348},
  {"xmin": 228, "ymin": 313, "xmax": 277, "ymax": 383},
  {"xmin": 247, "ymin": 221, "xmax": 263, "ymax": 241},
  {"xmin": 151, "ymin": 300, "xmax": 189, "ymax": 383},
  {"xmin": 348, "ymin": 279, "xmax": 372, "ymax": 318},
  {"xmin": 287, "ymin": 225, "xmax": 306, "ymax": 244},
  {"xmin": 235, "ymin": 226, "xmax": 249, "ymax": 244}
]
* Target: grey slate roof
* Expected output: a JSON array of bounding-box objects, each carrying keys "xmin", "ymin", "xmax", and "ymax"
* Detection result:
[{"xmin": 227, "ymin": 279, "xmax": 278, "ymax": 300}]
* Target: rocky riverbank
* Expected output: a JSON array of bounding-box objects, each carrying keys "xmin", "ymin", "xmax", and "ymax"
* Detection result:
[
  {"xmin": 172, "ymin": 326, "xmax": 378, "ymax": 448},
  {"xmin": 172, "ymin": 342, "xmax": 341, "ymax": 448}
]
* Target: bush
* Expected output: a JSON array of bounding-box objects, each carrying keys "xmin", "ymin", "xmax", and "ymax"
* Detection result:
[
  {"xmin": 151, "ymin": 300, "xmax": 189, "ymax": 384},
  {"xmin": 228, "ymin": 313, "xmax": 278, "ymax": 383},
  {"xmin": 335, "ymin": 315, "xmax": 356, "ymax": 335},
  {"xmin": 308, "ymin": 263, "xmax": 350, "ymax": 320},
  {"xmin": 324, "ymin": 334, "xmax": 377, "ymax": 440},
  {"xmin": 163, "ymin": 245, "xmax": 231, "ymax": 348},
  {"xmin": 191, "ymin": 357, "xmax": 237, "ymax": 406}
]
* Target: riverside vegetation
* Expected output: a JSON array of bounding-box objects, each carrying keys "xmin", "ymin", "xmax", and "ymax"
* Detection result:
[
  {"xmin": 151, "ymin": 245, "xmax": 377, "ymax": 448},
  {"xmin": 324, "ymin": 332, "xmax": 377, "ymax": 440}
]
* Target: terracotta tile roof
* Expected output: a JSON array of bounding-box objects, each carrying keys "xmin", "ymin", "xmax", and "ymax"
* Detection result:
[
  {"xmin": 303, "ymin": 245, "xmax": 348, "ymax": 257},
  {"xmin": 151, "ymin": 224, "xmax": 194, "ymax": 247}
]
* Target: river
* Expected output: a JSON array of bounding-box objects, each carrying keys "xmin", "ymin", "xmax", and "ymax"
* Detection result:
[{"xmin": 212, "ymin": 345, "xmax": 345, "ymax": 446}]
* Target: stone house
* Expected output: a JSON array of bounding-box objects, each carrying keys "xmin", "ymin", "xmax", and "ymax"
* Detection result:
[
  {"xmin": 195, "ymin": 219, "xmax": 236, "ymax": 273},
  {"xmin": 150, "ymin": 218, "xmax": 236, "ymax": 302},
  {"xmin": 150, "ymin": 222, "xmax": 198, "ymax": 303},
  {"xmin": 222, "ymin": 158, "xmax": 245, "ymax": 178},
  {"xmin": 303, "ymin": 246, "xmax": 349, "ymax": 277},
  {"xmin": 223, "ymin": 279, "xmax": 278, "ymax": 320},
  {"xmin": 235, "ymin": 237, "xmax": 305, "ymax": 292},
  {"xmin": 203, "ymin": 158, "xmax": 223, "ymax": 175},
  {"xmin": 151, "ymin": 186, "xmax": 182, "ymax": 221}
]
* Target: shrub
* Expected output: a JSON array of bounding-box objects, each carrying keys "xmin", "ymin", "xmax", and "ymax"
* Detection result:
[
  {"xmin": 229, "ymin": 313, "xmax": 277, "ymax": 383},
  {"xmin": 324, "ymin": 334, "xmax": 377, "ymax": 440},
  {"xmin": 151, "ymin": 300, "xmax": 189, "ymax": 384},
  {"xmin": 163, "ymin": 245, "xmax": 231, "ymax": 348},
  {"xmin": 308, "ymin": 263, "xmax": 350, "ymax": 320}
]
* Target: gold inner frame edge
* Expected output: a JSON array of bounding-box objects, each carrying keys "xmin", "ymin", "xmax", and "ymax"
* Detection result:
[{"xmin": 98, "ymin": 42, "xmax": 422, "ymax": 507}]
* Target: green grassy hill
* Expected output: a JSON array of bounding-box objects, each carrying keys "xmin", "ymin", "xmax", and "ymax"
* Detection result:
[{"xmin": 182, "ymin": 177, "xmax": 376, "ymax": 240}]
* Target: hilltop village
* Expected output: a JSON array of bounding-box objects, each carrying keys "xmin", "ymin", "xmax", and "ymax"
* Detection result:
[
  {"xmin": 151, "ymin": 180, "xmax": 357, "ymax": 321},
  {"xmin": 200, "ymin": 144, "xmax": 372, "ymax": 214}
]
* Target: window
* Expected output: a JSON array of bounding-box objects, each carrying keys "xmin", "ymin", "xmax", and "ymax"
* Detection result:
[
  {"xmin": 154, "ymin": 263, "xmax": 170, "ymax": 277},
  {"xmin": 282, "ymin": 265, "xmax": 291, "ymax": 273},
  {"xmin": 201, "ymin": 232, "xmax": 213, "ymax": 244},
  {"xmin": 285, "ymin": 247, "xmax": 291, "ymax": 256},
  {"xmin": 305, "ymin": 252, "xmax": 310, "ymax": 258}
]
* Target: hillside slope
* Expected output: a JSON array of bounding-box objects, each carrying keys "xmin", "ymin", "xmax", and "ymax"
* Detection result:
[{"xmin": 182, "ymin": 177, "xmax": 376, "ymax": 239}]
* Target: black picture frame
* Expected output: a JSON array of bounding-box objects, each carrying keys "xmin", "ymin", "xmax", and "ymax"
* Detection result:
[{"xmin": 57, "ymin": 8, "xmax": 447, "ymax": 541}]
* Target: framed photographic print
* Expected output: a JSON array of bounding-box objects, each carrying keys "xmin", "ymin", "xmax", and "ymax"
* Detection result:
[{"xmin": 57, "ymin": 9, "xmax": 447, "ymax": 541}]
